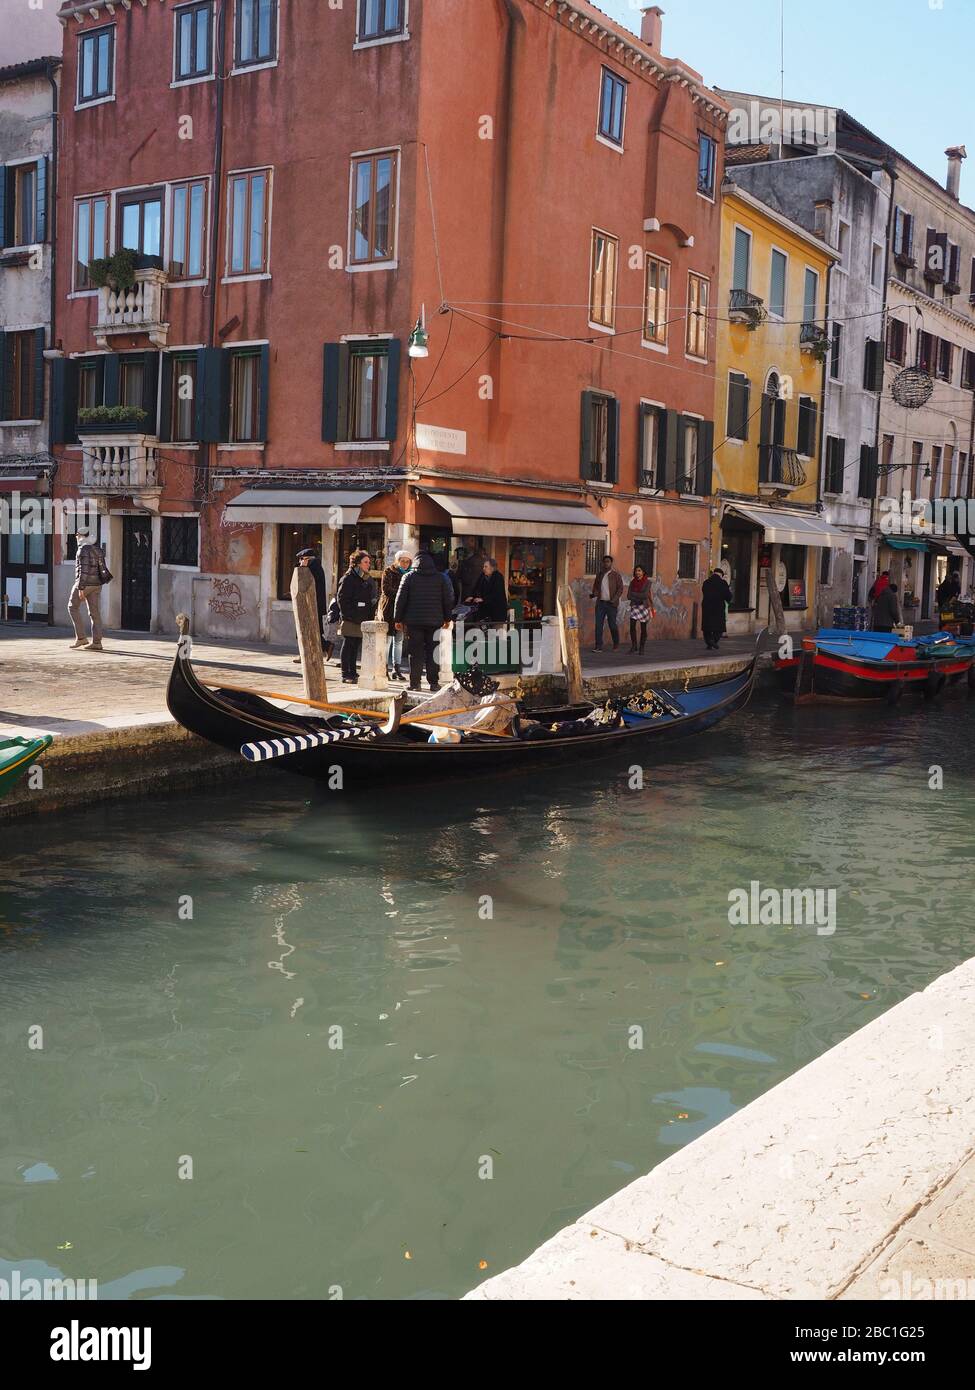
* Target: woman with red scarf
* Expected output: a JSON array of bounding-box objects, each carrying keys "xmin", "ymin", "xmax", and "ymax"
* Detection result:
[{"xmin": 627, "ymin": 565, "xmax": 656, "ymax": 654}]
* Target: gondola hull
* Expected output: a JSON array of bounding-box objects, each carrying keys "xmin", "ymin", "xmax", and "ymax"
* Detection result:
[{"xmin": 166, "ymin": 640, "xmax": 761, "ymax": 784}]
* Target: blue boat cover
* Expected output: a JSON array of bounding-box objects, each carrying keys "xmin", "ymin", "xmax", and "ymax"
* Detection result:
[{"xmin": 813, "ymin": 628, "xmax": 972, "ymax": 662}]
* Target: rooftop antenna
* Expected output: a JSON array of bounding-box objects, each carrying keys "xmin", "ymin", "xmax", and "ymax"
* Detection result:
[{"xmin": 779, "ymin": 0, "xmax": 786, "ymax": 159}]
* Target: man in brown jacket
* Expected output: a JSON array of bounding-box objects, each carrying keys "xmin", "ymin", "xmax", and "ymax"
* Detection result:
[{"xmin": 590, "ymin": 554, "xmax": 623, "ymax": 650}]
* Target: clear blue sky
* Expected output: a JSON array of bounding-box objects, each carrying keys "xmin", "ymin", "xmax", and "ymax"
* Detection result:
[{"xmin": 601, "ymin": 0, "xmax": 975, "ymax": 198}]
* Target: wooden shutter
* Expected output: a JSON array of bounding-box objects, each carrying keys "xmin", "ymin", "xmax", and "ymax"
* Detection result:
[
  {"xmin": 32, "ymin": 326, "xmax": 45, "ymax": 420},
  {"xmin": 102, "ymin": 352, "xmax": 120, "ymax": 406},
  {"xmin": 158, "ymin": 353, "xmax": 173, "ymax": 442},
  {"xmin": 0, "ymin": 333, "xmax": 15, "ymax": 419},
  {"xmin": 925, "ymin": 229, "xmax": 947, "ymax": 281},
  {"xmin": 863, "ymin": 338, "xmax": 883, "ymax": 392},
  {"xmin": 605, "ymin": 397, "xmax": 620, "ymax": 484},
  {"xmin": 658, "ymin": 409, "xmax": 679, "ymax": 490},
  {"xmin": 579, "ymin": 390, "xmax": 593, "ymax": 479},
  {"xmin": 0, "ymin": 169, "xmax": 6, "ymax": 250},
  {"xmin": 383, "ymin": 338, "xmax": 401, "ymax": 442},
  {"xmin": 197, "ymin": 346, "xmax": 225, "ymax": 442},
  {"xmin": 732, "ymin": 228, "xmax": 749, "ymax": 290},
  {"xmin": 696, "ymin": 420, "xmax": 714, "ymax": 496},
  {"xmin": 142, "ymin": 351, "xmax": 159, "ymax": 431},
  {"xmin": 35, "ymin": 157, "xmax": 47, "ymax": 243},
  {"xmin": 858, "ymin": 444, "xmax": 877, "ymax": 500},
  {"xmin": 50, "ymin": 357, "xmax": 76, "ymax": 445},
  {"xmin": 321, "ymin": 342, "xmax": 349, "ymax": 443},
  {"xmin": 257, "ymin": 343, "xmax": 270, "ymax": 441}
]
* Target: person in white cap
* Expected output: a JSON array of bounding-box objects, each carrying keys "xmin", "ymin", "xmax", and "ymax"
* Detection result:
[{"xmin": 68, "ymin": 530, "xmax": 112, "ymax": 651}]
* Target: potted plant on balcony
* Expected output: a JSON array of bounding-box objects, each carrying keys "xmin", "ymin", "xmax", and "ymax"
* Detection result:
[
  {"xmin": 87, "ymin": 247, "xmax": 139, "ymax": 293},
  {"xmin": 77, "ymin": 404, "xmax": 150, "ymax": 435}
]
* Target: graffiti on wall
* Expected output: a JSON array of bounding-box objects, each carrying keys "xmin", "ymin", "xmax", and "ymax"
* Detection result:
[{"xmin": 208, "ymin": 577, "xmax": 247, "ymax": 620}]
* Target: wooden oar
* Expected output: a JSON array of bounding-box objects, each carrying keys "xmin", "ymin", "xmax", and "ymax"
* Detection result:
[{"xmin": 201, "ymin": 680, "xmax": 389, "ymax": 723}]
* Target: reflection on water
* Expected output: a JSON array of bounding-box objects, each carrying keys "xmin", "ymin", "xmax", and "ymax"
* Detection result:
[{"xmin": 0, "ymin": 692, "xmax": 973, "ymax": 1299}]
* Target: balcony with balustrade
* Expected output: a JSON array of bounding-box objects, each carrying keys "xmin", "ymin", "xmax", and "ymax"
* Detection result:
[
  {"xmin": 93, "ymin": 267, "xmax": 169, "ymax": 350},
  {"xmin": 728, "ymin": 287, "xmax": 766, "ymax": 328},
  {"xmin": 758, "ymin": 444, "xmax": 806, "ymax": 495},
  {"xmin": 79, "ymin": 434, "xmax": 162, "ymax": 510}
]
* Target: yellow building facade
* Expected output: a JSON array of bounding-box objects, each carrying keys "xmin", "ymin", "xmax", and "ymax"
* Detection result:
[{"xmin": 712, "ymin": 181, "xmax": 839, "ymax": 633}]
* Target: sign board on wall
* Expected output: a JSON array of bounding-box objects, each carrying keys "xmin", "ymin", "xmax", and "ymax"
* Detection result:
[
  {"xmin": 26, "ymin": 573, "xmax": 49, "ymax": 613},
  {"xmin": 415, "ymin": 424, "xmax": 467, "ymax": 456},
  {"xmin": 787, "ymin": 580, "xmax": 807, "ymax": 609}
]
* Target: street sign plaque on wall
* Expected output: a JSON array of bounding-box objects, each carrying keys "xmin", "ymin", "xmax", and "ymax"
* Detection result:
[{"xmin": 416, "ymin": 424, "xmax": 467, "ymax": 455}]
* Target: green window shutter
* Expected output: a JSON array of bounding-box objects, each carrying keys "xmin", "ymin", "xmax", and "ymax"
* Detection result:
[
  {"xmin": 732, "ymin": 228, "xmax": 750, "ymax": 290},
  {"xmin": 579, "ymin": 390, "xmax": 593, "ymax": 479},
  {"xmin": 606, "ymin": 397, "xmax": 620, "ymax": 483},
  {"xmin": 0, "ymin": 333, "xmax": 14, "ymax": 420},
  {"xmin": 383, "ymin": 338, "xmax": 400, "ymax": 441},
  {"xmin": 697, "ymin": 420, "xmax": 714, "ymax": 496},
  {"xmin": 142, "ymin": 350, "xmax": 159, "ymax": 431},
  {"xmin": 197, "ymin": 346, "xmax": 225, "ymax": 442},
  {"xmin": 35, "ymin": 157, "xmax": 47, "ymax": 243},
  {"xmin": 0, "ymin": 169, "xmax": 6, "ymax": 250},
  {"xmin": 322, "ymin": 342, "xmax": 349, "ymax": 442},
  {"xmin": 158, "ymin": 353, "xmax": 173, "ymax": 442},
  {"xmin": 33, "ymin": 326, "xmax": 46, "ymax": 420},
  {"xmin": 50, "ymin": 357, "xmax": 77, "ymax": 445},
  {"xmin": 659, "ymin": 409, "xmax": 679, "ymax": 490},
  {"xmin": 103, "ymin": 352, "xmax": 120, "ymax": 406},
  {"xmin": 257, "ymin": 343, "xmax": 270, "ymax": 441}
]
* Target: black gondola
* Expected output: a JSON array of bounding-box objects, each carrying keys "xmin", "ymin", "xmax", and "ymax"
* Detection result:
[{"xmin": 166, "ymin": 628, "xmax": 764, "ymax": 785}]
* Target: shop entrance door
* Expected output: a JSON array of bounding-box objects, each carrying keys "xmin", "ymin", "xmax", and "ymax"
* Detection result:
[
  {"xmin": 1, "ymin": 528, "xmax": 50, "ymax": 622},
  {"xmin": 121, "ymin": 515, "xmax": 152, "ymax": 630},
  {"xmin": 920, "ymin": 551, "xmax": 933, "ymax": 620}
]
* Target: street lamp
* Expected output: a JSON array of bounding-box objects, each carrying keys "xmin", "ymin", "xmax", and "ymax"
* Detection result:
[{"xmin": 408, "ymin": 308, "xmax": 429, "ymax": 358}]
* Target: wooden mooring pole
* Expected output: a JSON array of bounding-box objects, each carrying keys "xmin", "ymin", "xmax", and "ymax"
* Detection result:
[
  {"xmin": 291, "ymin": 565, "xmax": 329, "ymax": 704},
  {"xmin": 557, "ymin": 584, "xmax": 584, "ymax": 706}
]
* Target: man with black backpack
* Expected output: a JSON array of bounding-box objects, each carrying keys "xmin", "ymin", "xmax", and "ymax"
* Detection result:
[
  {"xmin": 393, "ymin": 549, "xmax": 455, "ymax": 692},
  {"xmin": 68, "ymin": 530, "xmax": 112, "ymax": 651}
]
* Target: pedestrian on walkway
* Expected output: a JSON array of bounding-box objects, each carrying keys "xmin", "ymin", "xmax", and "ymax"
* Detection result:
[
  {"xmin": 393, "ymin": 549, "xmax": 454, "ymax": 692},
  {"xmin": 867, "ymin": 570, "xmax": 890, "ymax": 604},
  {"xmin": 590, "ymin": 554, "xmax": 623, "ymax": 651},
  {"xmin": 469, "ymin": 558, "xmax": 509, "ymax": 623},
  {"xmin": 872, "ymin": 581, "xmax": 901, "ymax": 633},
  {"xmin": 701, "ymin": 568, "xmax": 732, "ymax": 651},
  {"xmin": 380, "ymin": 549, "xmax": 413, "ymax": 679},
  {"xmin": 336, "ymin": 549, "xmax": 377, "ymax": 684},
  {"xmin": 626, "ymin": 565, "xmax": 656, "ymax": 654},
  {"xmin": 68, "ymin": 532, "xmax": 113, "ymax": 651},
  {"xmin": 291, "ymin": 548, "xmax": 328, "ymax": 665}
]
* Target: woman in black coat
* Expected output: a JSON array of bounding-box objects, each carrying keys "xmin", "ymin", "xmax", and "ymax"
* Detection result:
[
  {"xmin": 701, "ymin": 568, "xmax": 732, "ymax": 651},
  {"xmin": 469, "ymin": 559, "xmax": 508, "ymax": 623},
  {"xmin": 336, "ymin": 549, "xmax": 377, "ymax": 683}
]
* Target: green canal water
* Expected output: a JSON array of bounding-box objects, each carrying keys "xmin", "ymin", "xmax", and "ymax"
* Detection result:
[{"xmin": 1, "ymin": 692, "xmax": 973, "ymax": 1300}]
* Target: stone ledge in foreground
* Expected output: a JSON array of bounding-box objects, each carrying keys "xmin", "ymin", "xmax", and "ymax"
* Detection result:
[{"xmin": 465, "ymin": 957, "xmax": 975, "ymax": 1300}]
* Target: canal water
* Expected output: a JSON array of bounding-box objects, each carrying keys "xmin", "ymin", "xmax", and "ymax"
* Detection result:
[{"xmin": 2, "ymin": 691, "xmax": 973, "ymax": 1300}]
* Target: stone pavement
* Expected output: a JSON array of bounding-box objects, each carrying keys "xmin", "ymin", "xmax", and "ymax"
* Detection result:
[{"xmin": 0, "ymin": 621, "xmax": 760, "ymax": 739}]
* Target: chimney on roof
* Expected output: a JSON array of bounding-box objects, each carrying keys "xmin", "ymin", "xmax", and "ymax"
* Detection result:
[
  {"xmin": 945, "ymin": 145, "xmax": 967, "ymax": 200},
  {"xmin": 640, "ymin": 6, "xmax": 664, "ymax": 51},
  {"xmin": 813, "ymin": 199, "xmax": 833, "ymax": 241}
]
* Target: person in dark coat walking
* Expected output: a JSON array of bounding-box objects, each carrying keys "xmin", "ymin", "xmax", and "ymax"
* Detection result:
[
  {"xmin": 336, "ymin": 549, "xmax": 377, "ymax": 683},
  {"xmin": 701, "ymin": 568, "xmax": 733, "ymax": 650},
  {"xmin": 459, "ymin": 546, "xmax": 487, "ymax": 601},
  {"xmin": 379, "ymin": 549, "xmax": 413, "ymax": 679},
  {"xmin": 291, "ymin": 548, "xmax": 329, "ymax": 664},
  {"xmin": 393, "ymin": 549, "xmax": 455, "ymax": 692},
  {"xmin": 872, "ymin": 581, "xmax": 901, "ymax": 633},
  {"xmin": 469, "ymin": 559, "xmax": 509, "ymax": 623}
]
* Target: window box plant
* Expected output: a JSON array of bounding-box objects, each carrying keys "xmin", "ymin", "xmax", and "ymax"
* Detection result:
[
  {"xmin": 77, "ymin": 404, "xmax": 150, "ymax": 434},
  {"xmin": 87, "ymin": 247, "xmax": 140, "ymax": 292}
]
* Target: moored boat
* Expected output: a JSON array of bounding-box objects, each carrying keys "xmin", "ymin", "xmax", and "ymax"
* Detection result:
[
  {"xmin": 775, "ymin": 629, "xmax": 975, "ymax": 704},
  {"xmin": 166, "ymin": 630, "xmax": 765, "ymax": 785},
  {"xmin": 0, "ymin": 735, "xmax": 53, "ymax": 800}
]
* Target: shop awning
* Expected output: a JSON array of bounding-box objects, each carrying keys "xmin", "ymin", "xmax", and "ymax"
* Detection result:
[
  {"xmin": 927, "ymin": 539, "xmax": 970, "ymax": 559},
  {"xmin": 223, "ymin": 489, "xmax": 380, "ymax": 525},
  {"xmin": 884, "ymin": 537, "xmax": 928, "ymax": 552},
  {"xmin": 425, "ymin": 491, "xmax": 607, "ymax": 540},
  {"xmin": 724, "ymin": 503, "xmax": 843, "ymax": 548}
]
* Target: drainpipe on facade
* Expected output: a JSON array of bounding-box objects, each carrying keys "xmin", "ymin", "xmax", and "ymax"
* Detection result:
[
  {"xmin": 203, "ymin": 0, "xmax": 228, "ymax": 505},
  {"xmin": 46, "ymin": 57, "xmax": 59, "ymax": 627},
  {"xmin": 872, "ymin": 163, "xmax": 897, "ymax": 565}
]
